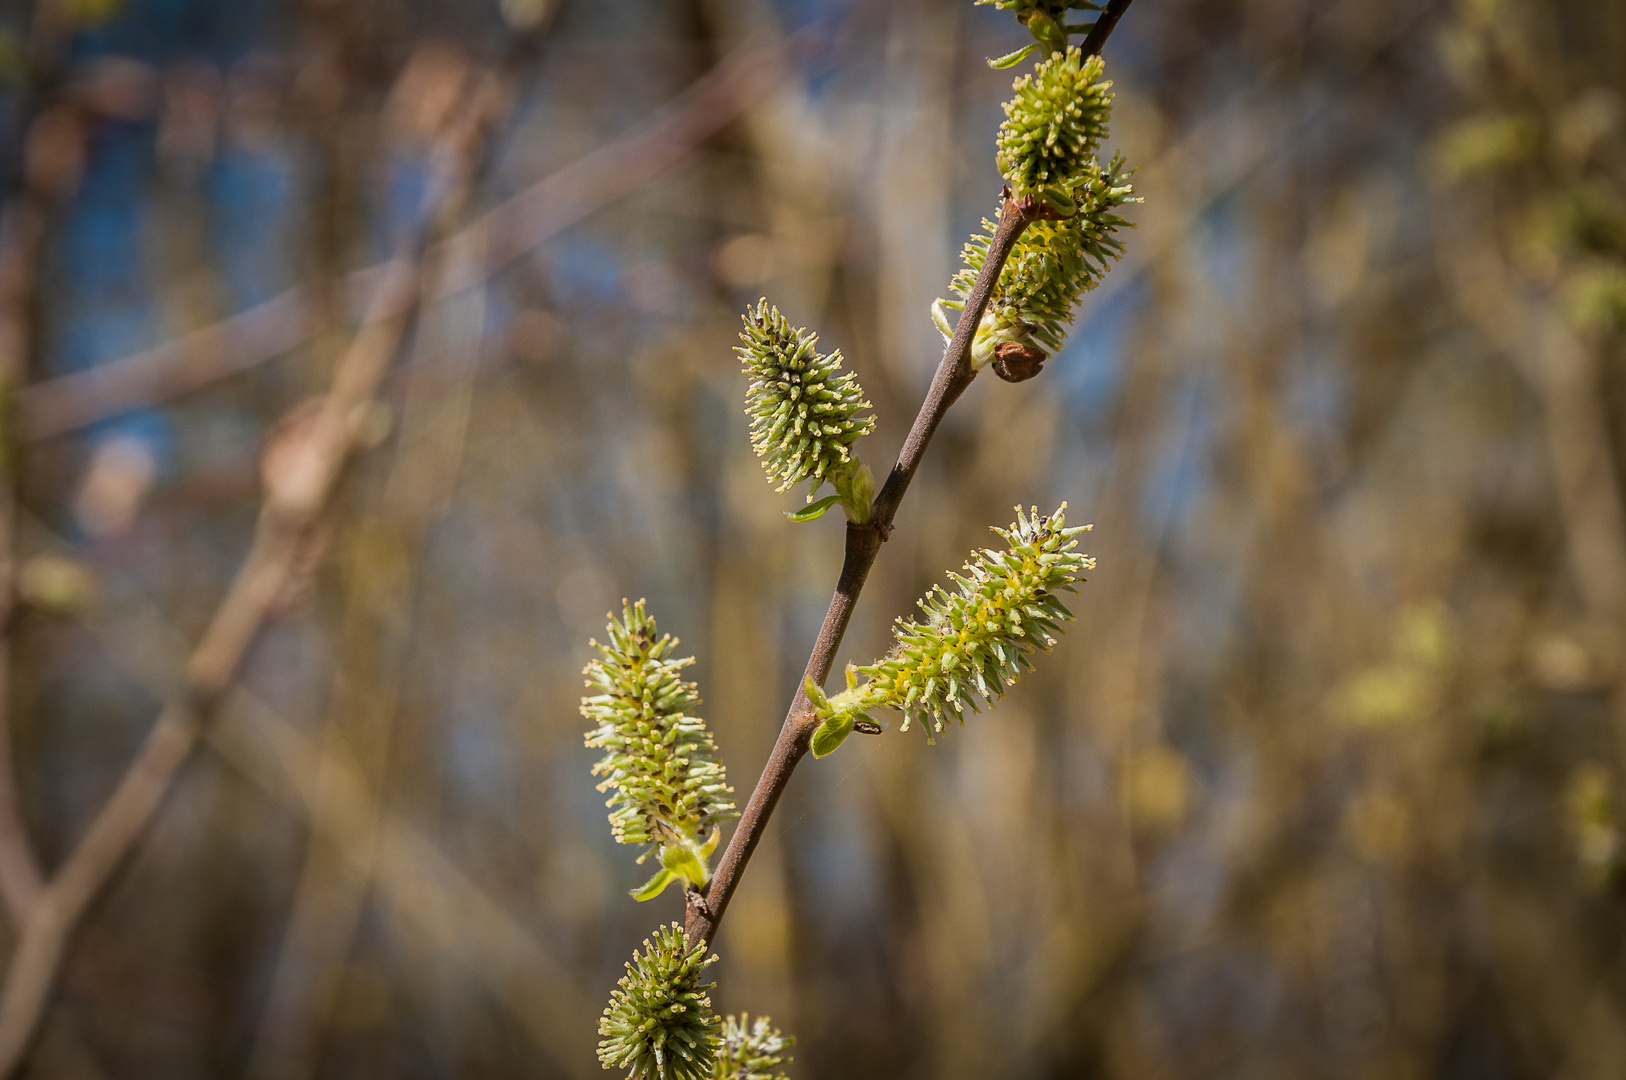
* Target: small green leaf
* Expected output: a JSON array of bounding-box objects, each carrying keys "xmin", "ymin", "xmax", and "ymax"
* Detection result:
[
  {"xmin": 786, "ymin": 495, "xmax": 842, "ymax": 522},
  {"xmin": 1024, "ymin": 11, "xmax": 1067, "ymax": 54},
  {"xmin": 810, "ymin": 713, "xmax": 854, "ymax": 759},
  {"xmin": 661, "ymin": 842, "xmax": 709, "ymax": 886},
  {"xmin": 699, "ymin": 827, "xmax": 721, "ymax": 860},
  {"xmin": 1041, "ymin": 185, "xmax": 1078, "ymax": 217},
  {"xmin": 988, "ymin": 42, "xmax": 1038, "ymax": 69},
  {"xmin": 831, "ymin": 459, "xmax": 875, "ymax": 524},
  {"xmin": 630, "ymin": 867, "xmax": 677, "ymax": 902}
]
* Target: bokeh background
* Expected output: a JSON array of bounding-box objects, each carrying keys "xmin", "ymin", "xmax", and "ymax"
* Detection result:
[{"xmin": 0, "ymin": 0, "xmax": 1621, "ymax": 1076}]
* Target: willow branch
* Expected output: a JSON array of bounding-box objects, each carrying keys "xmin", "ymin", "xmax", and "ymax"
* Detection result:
[
  {"xmin": 1078, "ymin": 0, "xmax": 1136, "ymax": 59},
  {"xmin": 687, "ymin": 195, "xmax": 1037, "ymax": 945},
  {"xmin": 686, "ymin": 4, "xmax": 1135, "ymax": 947}
]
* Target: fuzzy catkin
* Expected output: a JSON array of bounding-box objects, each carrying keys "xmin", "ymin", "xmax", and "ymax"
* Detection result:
[
  {"xmin": 814, "ymin": 505, "xmax": 1092, "ymax": 737},
  {"xmin": 996, "ymin": 48, "xmax": 1113, "ymax": 196},
  {"xmin": 940, "ymin": 154, "xmax": 1136, "ymax": 362},
  {"xmin": 582, "ymin": 600, "xmax": 735, "ymax": 855},
  {"xmin": 598, "ymin": 924, "xmax": 723, "ymax": 1080},
  {"xmin": 715, "ymin": 1015, "xmax": 794, "ymax": 1080},
  {"xmin": 737, "ymin": 300, "xmax": 874, "ymax": 497}
]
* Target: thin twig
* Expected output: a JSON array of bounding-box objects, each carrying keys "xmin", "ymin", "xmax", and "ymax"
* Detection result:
[
  {"xmin": 1078, "ymin": 0, "xmax": 1136, "ymax": 59},
  {"xmin": 686, "ymin": 1, "xmax": 1137, "ymax": 947},
  {"xmin": 688, "ymin": 196, "xmax": 1036, "ymax": 944},
  {"xmin": 0, "ymin": 57, "xmax": 506, "ymax": 1078}
]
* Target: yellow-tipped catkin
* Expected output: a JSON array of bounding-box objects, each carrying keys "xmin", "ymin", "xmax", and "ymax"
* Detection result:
[
  {"xmin": 996, "ymin": 48, "xmax": 1113, "ymax": 197},
  {"xmin": 598, "ymin": 924, "xmax": 723, "ymax": 1080},
  {"xmin": 715, "ymin": 1014, "xmax": 794, "ymax": 1080},
  {"xmin": 738, "ymin": 300, "xmax": 875, "ymax": 502},
  {"xmin": 935, "ymin": 154, "xmax": 1137, "ymax": 366},
  {"xmin": 810, "ymin": 505, "xmax": 1092, "ymax": 745},
  {"xmin": 582, "ymin": 601, "xmax": 735, "ymax": 860}
]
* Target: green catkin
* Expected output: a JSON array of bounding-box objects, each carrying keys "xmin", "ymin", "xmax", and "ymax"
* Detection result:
[
  {"xmin": 598, "ymin": 924, "xmax": 724, "ymax": 1080},
  {"xmin": 715, "ymin": 1014, "xmax": 794, "ymax": 1080},
  {"xmin": 809, "ymin": 505, "xmax": 1092, "ymax": 743},
  {"xmin": 996, "ymin": 48, "xmax": 1113, "ymax": 197},
  {"xmin": 936, "ymin": 154, "xmax": 1137, "ymax": 365},
  {"xmin": 737, "ymin": 300, "xmax": 875, "ymax": 506},
  {"xmin": 582, "ymin": 601, "xmax": 735, "ymax": 861}
]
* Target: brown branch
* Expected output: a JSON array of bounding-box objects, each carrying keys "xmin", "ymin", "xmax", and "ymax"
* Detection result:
[
  {"xmin": 0, "ymin": 62, "xmax": 507, "ymax": 1077},
  {"xmin": 686, "ymin": 3, "xmax": 1136, "ymax": 948},
  {"xmin": 1079, "ymin": 0, "xmax": 1136, "ymax": 59},
  {"xmin": 11, "ymin": 503, "xmax": 595, "ymax": 1077},
  {"xmin": 0, "ymin": 201, "xmax": 50, "ymax": 929},
  {"xmin": 0, "ymin": 0, "xmax": 90, "ymax": 926},
  {"xmin": 688, "ymin": 196, "xmax": 1037, "ymax": 946},
  {"xmin": 13, "ymin": 38, "xmax": 788, "ymax": 442}
]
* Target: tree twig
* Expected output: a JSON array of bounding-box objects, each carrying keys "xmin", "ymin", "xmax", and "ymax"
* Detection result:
[
  {"xmin": 686, "ymin": 1, "xmax": 1137, "ymax": 948},
  {"xmin": 1079, "ymin": 0, "xmax": 1136, "ymax": 59}
]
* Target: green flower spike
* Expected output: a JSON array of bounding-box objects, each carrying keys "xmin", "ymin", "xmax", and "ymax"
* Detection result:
[
  {"xmin": 582, "ymin": 600, "xmax": 736, "ymax": 900},
  {"xmin": 808, "ymin": 505, "xmax": 1092, "ymax": 755},
  {"xmin": 599, "ymin": 923, "xmax": 724, "ymax": 1080},
  {"xmin": 996, "ymin": 48, "xmax": 1113, "ymax": 199},
  {"xmin": 933, "ymin": 154, "xmax": 1136, "ymax": 374},
  {"xmin": 715, "ymin": 1014, "xmax": 795, "ymax": 1080},
  {"xmin": 738, "ymin": 300, "xmax": 876, "ymax": 523}
]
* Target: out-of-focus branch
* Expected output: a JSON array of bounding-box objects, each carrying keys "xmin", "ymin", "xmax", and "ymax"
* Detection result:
[
  {"xmin": 248, "ymin": 110, "xmax": 494, "ymax": 1080},
  {"xmin": 1437, "ymin": 213, "xmax": 1626, "ymax": 623},
  {"xmin": 11, "ymin": 506, "xmax": 594, "ymax": 1078},
  {"xmin": 686, "ymin": 4, "xmax": 1137, "ymax": 949},
  {"xmin": 14, "ymin": 37, "xmax": 788, "ymax": 442},
  {"xmin": 0, "ymin": 60, "xmax": 509, "ymax": 1078},
  {"xmin": 212, "ymin": 695, "xmax": 595, "ymax": 1079},
  {"xmin": 0, "ymin": 0, "xmax": 93, "ymax": 927}
]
